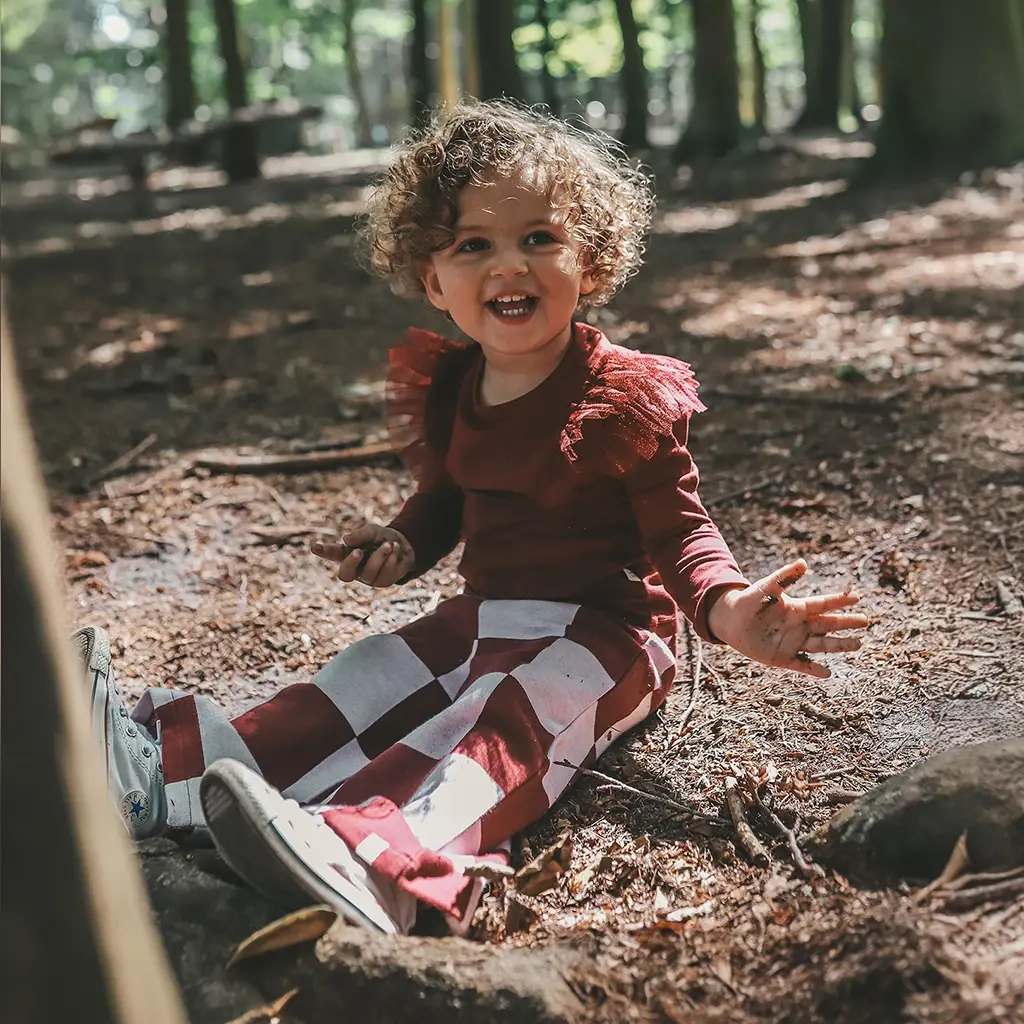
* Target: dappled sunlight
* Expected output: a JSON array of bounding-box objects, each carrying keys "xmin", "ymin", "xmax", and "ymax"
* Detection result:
[{"xmin": 867, "ymin": 248, "xmax": 1024, "ymax": 293}]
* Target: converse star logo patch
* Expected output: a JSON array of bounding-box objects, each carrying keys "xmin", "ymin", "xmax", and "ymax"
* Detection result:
[{"xmin": 122, "ymin": 790, "xmax": 151, "ymax": 825}]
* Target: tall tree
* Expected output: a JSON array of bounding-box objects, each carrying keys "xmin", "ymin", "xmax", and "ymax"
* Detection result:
[
  {"xmin": 409, "ymin": 0, "xmax": 431, "ymax": 124},
  {"xmin": 613, "ymin": 0, "xmax": 649, "ymax": 148},
  {"xmin": 796, "ymin": 0, "xmax": 852, "ymax": 130},
  {"xmin": 164, "ymin": 0, "xmax": 196, "ymax": 130},
  {"xmin": 462, "ymin": 0, "xmax": 481, "ymax": 98},
  {"xmin": 747, "ymin": 0, "xmax": 767, "ymax": 132},
  {"xmin": 534, "ymin": 0, "xmax": 560, "ymax": 111},
  {"xmin": 341, "ymin": 0, "xmax": 373, "ymax": 146},
  {"xmin": 675, "ymin": 0, "xmax": 740, "ymax": 159},
  {"xmin": 210, "ymin": 0, "xmax": 260, "ymax": 180},
  {"xmin": 475, "ymin": 0, "xmax": 524, "ymax": 100},
  {"xmin": 874, "ymin": 0, "xmax": 1024, "ymax": 169}
]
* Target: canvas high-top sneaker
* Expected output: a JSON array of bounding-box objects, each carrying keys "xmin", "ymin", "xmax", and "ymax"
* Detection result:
[
  {"xmin": 200, "ymin": 759, "xmax": 416, "ymax": 934},
  {"xmin": 73, "ymin": 626, "xmax": 166, "ymax": 838}
]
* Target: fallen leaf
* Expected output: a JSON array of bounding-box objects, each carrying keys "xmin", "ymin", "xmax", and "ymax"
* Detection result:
[
  {"xmin": 221, "ymin": 987, "xmax": 299, "ymax": 1024},
  {"xmin": 227, "ymin": 905, "xmax": 336, "ymax": 968},
  {"xmin": 515, "ymin": 832, "xmax": 573, "ymax": 897}
]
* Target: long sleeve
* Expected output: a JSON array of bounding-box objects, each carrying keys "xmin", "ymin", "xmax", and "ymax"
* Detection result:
[
  {"xmin": 388, "ymin": 476, "xmax": 464, "ymax": 580},
  {"xmin": 623, "ymin": 420, "xmax": 748, "ymax": 641}
]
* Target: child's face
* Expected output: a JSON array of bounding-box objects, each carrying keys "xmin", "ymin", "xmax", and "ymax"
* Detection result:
[{"xmin": 420, "ymin": 173, "xmax": 595, "ymax": 358}]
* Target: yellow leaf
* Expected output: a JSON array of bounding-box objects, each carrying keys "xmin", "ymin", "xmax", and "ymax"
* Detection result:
[
  {"xmin": 227, "ymin": 906, "xmax": 337, "ymax": 969},
  {"xmin": 222, "ymin": 987, "xmax": 299, "ymax": 1024}
]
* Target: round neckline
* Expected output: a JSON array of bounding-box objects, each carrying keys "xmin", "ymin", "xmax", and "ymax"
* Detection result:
[{"xmin": 467, "ymin": 323, "xmax": 594, "ymax": 421}]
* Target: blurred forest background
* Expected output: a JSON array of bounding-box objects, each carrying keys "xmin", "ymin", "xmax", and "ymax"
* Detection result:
[{"xmin": 2, "ymin": 0, "xmax": 1023, "ymax": 183}]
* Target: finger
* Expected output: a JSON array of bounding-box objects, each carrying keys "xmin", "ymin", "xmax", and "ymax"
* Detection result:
[
  {"xmin": 311, "ymin": 541, "xmax": 350, "ymax": 564},
  {"xmin": 342, "ymin": 525, "xmax": 383, "ymax": 548},
  {"xmin": 374, "ymin": 547, "xmax": 403, "ymax": 588},
  {"xmin": 802, "ymin": 635, "xmax": 862, "ymax": 654},
  {"xmin": 359, "ymin": 541, "xmax": 394, "ymax": 584},
  {"xmin": 800, "ymin": 592, "xmax": 863, "ymax": 616},
  {"xmin": 755, "ymin": 559, "xmax": 807, "ymax": 600},
  {"xmin": 333, "ymin": 549, "xmax": 365, "ymax": 582},
  {"xmin": 807, "ymin": 612, "xmax": 870, "ymax": 634},
  {"xmin": 779, "ymin": 652, "xmax": 831, "ymax": 679}
]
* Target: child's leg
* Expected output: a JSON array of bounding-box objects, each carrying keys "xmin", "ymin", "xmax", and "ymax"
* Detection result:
[
  {"xmin": 130, "ymin": 596, "xmax": 486, "ymax": 831},
  {"xmin": 199, "ymin": 597, "xmax": 677, "ymax": 931}
]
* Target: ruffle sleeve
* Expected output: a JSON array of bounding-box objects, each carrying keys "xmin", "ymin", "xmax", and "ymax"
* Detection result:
[
  {"xmin": 559, "ymin": 338, "xmax": 707, "ymax": 475},
  {"xmin": 387, "ymin": 327, "xmax": 479, "ymax": 483}
]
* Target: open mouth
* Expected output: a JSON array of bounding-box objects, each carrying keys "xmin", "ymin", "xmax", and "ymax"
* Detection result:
[{"xmin": 486, "ymin": 294, "xmax": 539, "ymax": 320}]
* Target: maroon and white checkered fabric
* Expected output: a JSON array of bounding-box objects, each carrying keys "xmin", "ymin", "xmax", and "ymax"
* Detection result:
[{"xmin": 133, "ymin": 594, "xmax": 676, "ymax": 919}]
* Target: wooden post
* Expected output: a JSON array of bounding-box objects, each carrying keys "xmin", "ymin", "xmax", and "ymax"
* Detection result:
[{"xmin": 1, "ymin": 295, "xmax": 187, "ymax": 1023}]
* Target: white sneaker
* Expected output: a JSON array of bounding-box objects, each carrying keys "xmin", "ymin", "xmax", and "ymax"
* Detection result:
[
  {"xmin": 74, "ymin": 626, "xmax": 165, "ymax": 838},
  {"xmin": 200, "ymin": 759, "xmax": 416, "ymax": 935}
]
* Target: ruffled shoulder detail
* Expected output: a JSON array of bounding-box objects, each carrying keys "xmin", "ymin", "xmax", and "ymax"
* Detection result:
[
  {"xmin": 560, "ymin": 329, "xmax": 706, "ymax": 474},
  {"xmin": 387, "ymin": 327, "xmax": 479, "ymax": 482}
]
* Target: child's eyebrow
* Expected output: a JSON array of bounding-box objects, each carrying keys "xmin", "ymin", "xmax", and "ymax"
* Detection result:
[{"xmin": 453, "ymin": 217, "xmax": 559, "ymax": 233}]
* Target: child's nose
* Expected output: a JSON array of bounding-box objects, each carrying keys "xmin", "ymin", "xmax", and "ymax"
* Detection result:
[{"xmin": 488, "ymin": 246, "xmax": 529, "ymax": 277}]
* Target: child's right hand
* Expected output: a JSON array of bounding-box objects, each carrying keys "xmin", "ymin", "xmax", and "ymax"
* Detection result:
[{"xmin": 311, "ymin": 525, "xmax": 415, "ymax": 588}]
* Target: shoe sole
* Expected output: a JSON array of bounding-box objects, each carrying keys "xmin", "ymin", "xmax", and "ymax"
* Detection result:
[{"xmin": 200, "ymin": 765, "xmax": 390, "ymax": 934}]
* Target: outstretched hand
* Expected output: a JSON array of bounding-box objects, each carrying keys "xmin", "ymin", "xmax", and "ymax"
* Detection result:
[
  {"xmin": 311, "ymin": 524, "xmax": 415, "ymax": 588},
  {"xmin": 706, "ymin": 559, "xmax": 868, "ymax": 678}
]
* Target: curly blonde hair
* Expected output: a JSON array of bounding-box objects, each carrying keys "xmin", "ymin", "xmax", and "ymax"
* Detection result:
[{"xmin": 363, "ymin": 101, "xmax": 655, "ymax": 307}]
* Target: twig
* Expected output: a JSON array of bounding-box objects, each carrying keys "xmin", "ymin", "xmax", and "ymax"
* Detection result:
[
  {"xmin": 822, "ymin": 788, "xmax": 865, "ymax": 806},
  {"xmin": 192, "ymin": 441, "xmax": 399, "ymax": 476},
  {"xmin": 724, "ymin": 777, "xmax": 771, "ymax": 868},
  {"xmin": 948, "ymin": 649, "xmax": 1003, "ymax": 660},
  {"xmin": 912, "ymin": 832, "xmax": 969, "ymax": 905},
  {"xmin": 676, "ymin": 624, "xmax": 703, "ymax": 738},
  {"xmin": 554, "ymin": 760, "xmax": 725, "ymax": 825},
  {"xmin": 88, "ymin": 432, "xmax": 158, "ymax": 485},
  {"xmin": 943, "ymin": 865, "xmax": 1024, "ymax": 893},
  {"xmin": 246, "ymin": 524, "xmax": 335, "ymax": 546},
  {"xmin": 800, "ymin": 702, "xmax": 844, "ymax": 729},
  {"xmin": 701, "ymin": 386, "xmax": 905, "ymax": 412},
  {"xmin": 706, "ymin": 474, "xmax": 782, "ymax": 508},
  {"xmin": 935, "ymin": 875, "xmax": 1024, "ymax": 912},
  {"xmin": 749, "ymin": 786, "xmax": 825, "ymax": 878}
]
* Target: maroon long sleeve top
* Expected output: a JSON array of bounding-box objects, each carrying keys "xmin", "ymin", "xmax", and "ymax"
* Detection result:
[{"xmin": 387, "ymin": 323, "xmax": 748, "ymax": 644}]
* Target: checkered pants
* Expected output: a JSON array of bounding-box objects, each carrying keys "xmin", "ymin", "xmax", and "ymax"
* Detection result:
[{"xmin": 133, "ymin": 595, "xmax": 676, "ymax": 919}]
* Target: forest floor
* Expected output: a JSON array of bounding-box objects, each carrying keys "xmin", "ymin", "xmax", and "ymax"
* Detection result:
[{"xmin": 4, "ymin": 138, "xmax": 1023, "ymax": 1023}]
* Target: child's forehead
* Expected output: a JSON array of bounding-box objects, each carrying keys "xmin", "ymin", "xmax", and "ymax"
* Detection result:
[{"xmin": 456, "ymin": 171, "xmax": 566, "ymax": 223}]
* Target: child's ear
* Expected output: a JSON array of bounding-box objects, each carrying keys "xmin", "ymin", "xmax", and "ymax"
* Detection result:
[
  {"xmin": 579, "ymin": 267, "xmax": 597, "ymax": 297},
  {"xmin": 421, "ymin": 266, "xmax": 449, "ymax": 312}
]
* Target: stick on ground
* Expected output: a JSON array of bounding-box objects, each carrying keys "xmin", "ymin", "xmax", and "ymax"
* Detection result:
[
  {"xmin": 192, "ymin": 441, "xmax": 399, "ymax": 475},
  {"xmin": 724, "ymin": 777, "xmax": 771, "ymax": 868},
  {"xmin": 749, "ymin": 786, "xmax": 825, "ymax": 878}
]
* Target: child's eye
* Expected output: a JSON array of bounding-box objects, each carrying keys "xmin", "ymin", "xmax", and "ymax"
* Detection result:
[
  {"xmin": 524, "ymin": 230, "xmax": 558, "ymax": 246},
  {"xmin": 454, "ymin": 237, "xmax": 489, "ymax": 253}
]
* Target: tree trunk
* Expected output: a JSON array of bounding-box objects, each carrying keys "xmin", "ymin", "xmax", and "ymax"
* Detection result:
[
  {"xmin": 613, "ymin": 0, "xmax": 649, "ymax": 148},
  {"xmin": 437, "ymin": 0, "xmax": 460, "ymax": 108},
  {"xmin": 409, "ymin": 0, "xmax": 431, "ymax": 124},
  {"xmin": 1, "ymin": 305, "xmax": 188, "ymax": 1024},
  {"xmin": 874, "ymin": 0, "xmax": 1024, "ymax": 169},
  {"xmin": 341, "ymin": 0, "xmax": 374, "ymax": 147},
  {"xmin": 535, "ymin": 0, "xmax": 560, "ymax": 112},
  {"xmin": 462, "ymin": 0, "xmax": 482, "ymax": 99},
  {"xmin": 164, "ymin": 0, "xmax": 196, "ymax": 130},
  {"xmin": 475, "ymin": 0, "xmax": 524, "ymax": 101},
  {"xmin": 795, "ymin": 0, "xmax": 820, "ymax": 125},
  {"xmin": 210, "ymin": 0, "xmax": 260, "ymax": 181},
  {"xmin": 675, "ymin": 0, "xmax": 740, "ymax": 159},
  {"xmin": 748, "ymin": 0, "xmax": 767, "ymax": 131},
  {"xmin": 798, "ymin": 0, "xmax": 850, "ymax": 130}
]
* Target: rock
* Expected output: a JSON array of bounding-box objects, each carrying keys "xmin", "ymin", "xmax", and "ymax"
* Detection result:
[
  {"xmin": 314, "ymin": 924, "xmax": 587, "ymax": 1024},
  {"xmin": 138, "ymin": 838, "xmax": 320, "ymax": 1024},
  {"xmin": 816, "ymin": 739, "xmax": 1024, "ymax": 881},
  {"xmin": 140, "ymin": 839, "xmax": 590, "ymax": 1023}
]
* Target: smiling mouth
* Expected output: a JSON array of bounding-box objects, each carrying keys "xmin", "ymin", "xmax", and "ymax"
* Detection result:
[{"xmin": 486, "ymin": 294, "xmax": 539, "ymax": 319}]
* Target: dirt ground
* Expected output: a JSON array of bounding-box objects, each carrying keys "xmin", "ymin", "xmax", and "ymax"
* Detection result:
[{"xmin": 4, "ymin": 138, "xmax": 1023, "ymax": 1022}]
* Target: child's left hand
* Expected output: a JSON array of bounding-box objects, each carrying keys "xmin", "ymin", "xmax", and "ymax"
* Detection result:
[{"xmin": 706, "ymin": 559, "xmax": 868, "ymax": 679}]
